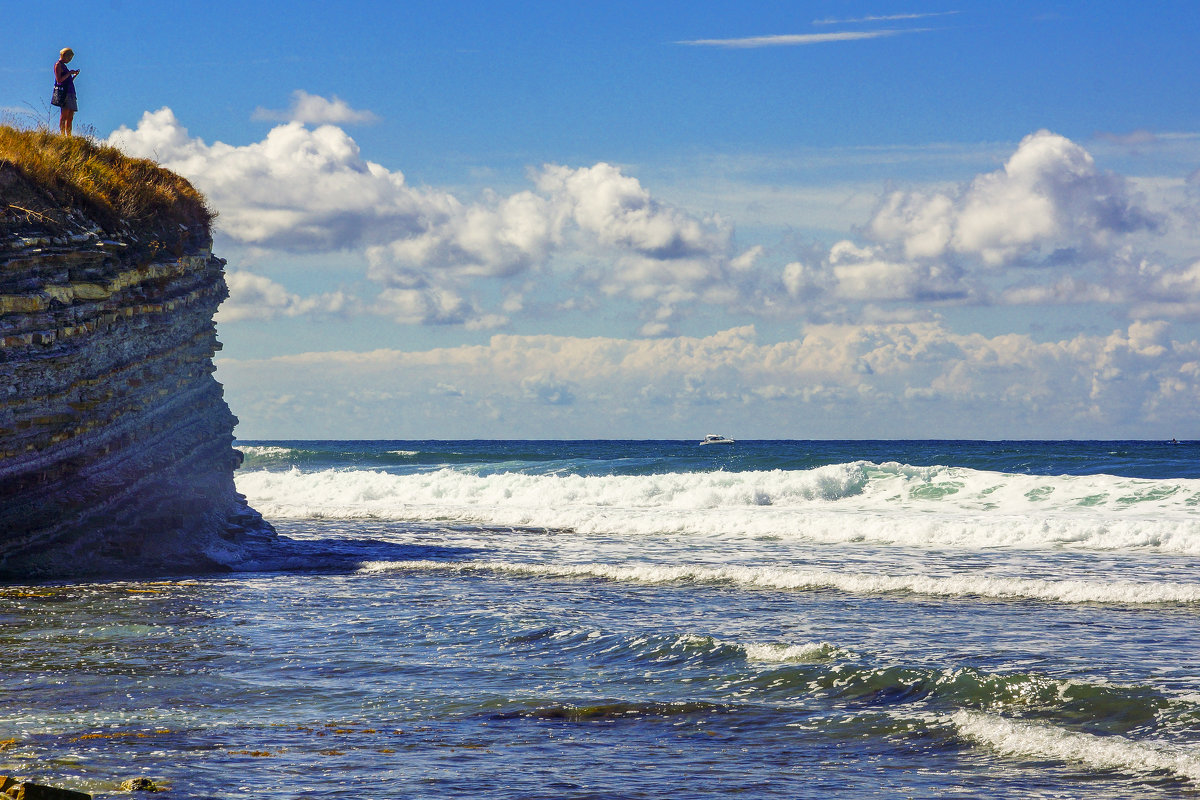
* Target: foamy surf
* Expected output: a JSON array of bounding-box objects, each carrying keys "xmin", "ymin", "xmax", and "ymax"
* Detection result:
[
  {"xmin": 526, "ymin": 629, "xmax": 847, "ymax": 666},
  {"xmin": 236, "ymin": 463, "xmax": 1200, "ymax": 553},
  {"xmin": 356, "ymin": 559, "xmax": 1200, "ymax": 605},
  {"xmin": 952, "ymin": 711, "xmax": 1200, "ymax": 783},
  {"xmin": 741, "ymin": 641, "xmax": 843, "ymax": 663},
  {"xmin": 238, "ymin": 445, "xmax": 298, "ymax": 459}
]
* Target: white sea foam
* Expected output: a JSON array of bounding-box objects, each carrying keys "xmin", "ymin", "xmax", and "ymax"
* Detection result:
[
  {"xmin": 536, "ymin": 628, "xmax": 842, "ymax": 664},
  {"xmin": 952, "ymin": 710, "xmax": 1200, "ymax": 782},
  {"xmin": 655, "ymin": 634, "xmax": 845, "ymax": 663},
  {"xmin": 236, "ymin": 463, "xmax": 1200, "ymax": 553},
  {"xmin": 238, "ymin": 445, "xmax": 297, "ymax": 458},
  {"xmin": 741, "ymin": 641, "xmax": 841, "ymax": 663},
  {"xmin": 356, "ymin": 559, "xmax": 1200, "ymax": 605}
]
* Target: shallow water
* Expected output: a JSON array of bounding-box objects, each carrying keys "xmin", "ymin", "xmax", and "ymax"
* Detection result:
[{"xmin": 3, "ymin": 440, "xmax": 1200, "ymax": 798}]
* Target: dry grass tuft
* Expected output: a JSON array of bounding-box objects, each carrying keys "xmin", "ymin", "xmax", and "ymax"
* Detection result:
[{"xmin": 0, "ymin": 125, "xmax": 213, "ymax": 234}]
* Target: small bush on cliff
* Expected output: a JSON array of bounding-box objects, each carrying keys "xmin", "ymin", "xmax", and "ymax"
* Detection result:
[{"xmin": 0, "ymin": 125, "xmax": 213, "ymax": 235}]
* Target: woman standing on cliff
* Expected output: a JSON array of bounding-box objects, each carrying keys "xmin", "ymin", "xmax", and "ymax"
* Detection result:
[{"xmin": 52, "ymin": 48, "xmax": 80, "ymax": 136}]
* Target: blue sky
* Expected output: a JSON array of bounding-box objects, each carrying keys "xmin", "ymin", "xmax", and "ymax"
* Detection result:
[{"xmin": 8, "ymin": 2, "xmax": 1200, "ymax": 438}]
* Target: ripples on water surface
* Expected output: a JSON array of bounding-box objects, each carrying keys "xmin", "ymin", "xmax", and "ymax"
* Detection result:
[{"xmin": 2, "ymin": 440, "xmax": 1200, "ymax": 798}]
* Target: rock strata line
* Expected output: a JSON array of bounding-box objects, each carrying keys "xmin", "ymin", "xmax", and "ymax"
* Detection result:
[{"xmin": 0, "ymin": 208, "xmax": 273, "ymax": 577}]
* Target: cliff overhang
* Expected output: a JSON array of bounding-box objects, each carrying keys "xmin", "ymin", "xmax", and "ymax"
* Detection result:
[{"xmin": 0, "ymin": 127, "xmax": 273, "ymax": 577}]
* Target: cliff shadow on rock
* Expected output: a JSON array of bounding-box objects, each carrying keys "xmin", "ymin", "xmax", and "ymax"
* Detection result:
[{"xmin": 0, "ymin": 127, "xmax": 275, "ymax": 578}]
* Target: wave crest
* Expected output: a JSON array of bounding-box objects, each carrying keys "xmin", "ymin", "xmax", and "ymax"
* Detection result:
[
  {"xmin": 952, "ymin": 710, "xmax": 1200, "ymax": 782},
  {"xmin": 236, "ymin": 462, "xmax": 1200, "ymax": 552},
  {"xmin": 357, "ymin": 559, "xmax": 1200, "ymax": 605}
]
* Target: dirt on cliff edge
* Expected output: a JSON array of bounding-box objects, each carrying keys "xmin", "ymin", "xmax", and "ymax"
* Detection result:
[{"xmin": 0, "ymin": 160, "xmax": 70, "ymax": 235}]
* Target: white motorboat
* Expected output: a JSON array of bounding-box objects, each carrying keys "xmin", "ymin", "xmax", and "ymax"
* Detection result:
[{"xmin": 699, "ymin": 434, "xmax": 735, "ymax": 445}]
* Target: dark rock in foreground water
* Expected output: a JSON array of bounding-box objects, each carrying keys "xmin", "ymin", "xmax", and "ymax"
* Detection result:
[{"xmin": 0, "ymin": 775, "xmax": 90, "ymax": 799}]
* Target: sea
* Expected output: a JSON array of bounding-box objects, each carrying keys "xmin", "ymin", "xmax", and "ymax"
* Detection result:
[{"xmin": 3, "ymin": 439, "xmax": 1200, "ymax": 799}]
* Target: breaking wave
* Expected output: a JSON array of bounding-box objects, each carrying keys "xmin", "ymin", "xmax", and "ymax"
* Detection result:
[
  {"xmin": 236, "ymin": 462, "xmax": 1200, "ymax": 553},
  {"xmin": 500, "ymin": 623, "xmax": 1200, "ymax": 783},
  {"xmin": 358, "ymin": 559, "xmax": 1200, "ymax": 605},
  {"xmin": 952, "ymin": 711, "xmax": 1200, "ymax": 783}
]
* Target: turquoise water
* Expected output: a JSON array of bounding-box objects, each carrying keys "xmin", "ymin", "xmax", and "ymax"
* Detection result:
[{"xmin": 3, "ymin": 440, "xmax": 1200, "ymax": 798}]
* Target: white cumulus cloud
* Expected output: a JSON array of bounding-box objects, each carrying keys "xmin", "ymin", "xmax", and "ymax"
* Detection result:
[
  {"xmin": 866, "ymin": 130, "xmax": 1159, "ymax": 267},
  {"xmin": 252, "ymin": 90, "xmax": 379, "ymax": 125},
  {"xmin": 108, "ymin": 105, "xmax": 742, "ymax": 329},
  {"xmin": 109, "ymin": 107, "xmax": 430, "ymax": 251},
  {"xmin": 770, "ymin": 130, "xmax": 1193, "ymax": 317},
  {"xmin": 109, "ymin": 109, "xmax": 1199, "ymax": 332},
  {"xmin": 217, "ymin": 271, "xmax": 353, "ymax": 322}
]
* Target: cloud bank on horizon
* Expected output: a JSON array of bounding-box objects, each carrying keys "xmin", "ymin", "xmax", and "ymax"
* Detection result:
[
  {"xmin": 215, "ymin": 321, "xmax": 1199, "ymax": 440},
  {"xmin": 106, "ymin": 97, "xmax": 1200, "ymax": 438}
]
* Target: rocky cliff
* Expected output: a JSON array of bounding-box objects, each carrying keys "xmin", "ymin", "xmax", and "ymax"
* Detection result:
[{"xmin": 0, "ymin": 133, "xmax": 273, "ymax": 577}]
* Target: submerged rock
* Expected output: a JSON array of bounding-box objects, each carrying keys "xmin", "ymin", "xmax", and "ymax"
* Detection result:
[
  {"xmin": 0, "ymin": 138, "xmax": 274, "ymax": 577},
  {"xmin": 117, "ymin": 778, "xmax": 163, "ymax": 793}
]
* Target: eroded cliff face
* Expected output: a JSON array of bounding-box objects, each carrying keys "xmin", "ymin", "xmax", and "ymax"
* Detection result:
[{"xmin": 0, "ymin": 164, "xmax": 273, "ymax": 577}]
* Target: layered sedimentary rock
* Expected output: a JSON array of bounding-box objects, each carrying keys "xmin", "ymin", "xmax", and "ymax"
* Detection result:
[{"xmin": 0, "ymin": 163, "xmax": 272, "ymax": 577}]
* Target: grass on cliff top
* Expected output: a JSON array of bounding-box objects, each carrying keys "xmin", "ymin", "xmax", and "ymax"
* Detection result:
[{"xmin": 0, "ymin": 125, "xmax": 213, "ymax": 235}]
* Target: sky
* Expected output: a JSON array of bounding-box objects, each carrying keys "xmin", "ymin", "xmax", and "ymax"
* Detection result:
[{"xmin": 7, "ymin": 1, "xmax": 1200, "ymax": 439}]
